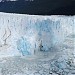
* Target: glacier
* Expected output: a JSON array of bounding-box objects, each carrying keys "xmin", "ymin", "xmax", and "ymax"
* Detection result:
[
  {"xmin": 0, "ymin": 12, "xmax": 74, "ymax": 75},
  {"xmin": 0, "ymin": 13, "xmax": 74, "ymax": 56}
]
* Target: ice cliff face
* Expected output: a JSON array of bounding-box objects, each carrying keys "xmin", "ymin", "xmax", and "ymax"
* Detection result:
[
  {"xmin": 0, "ymin": 13, "xmax": 74, "ymax": 75},
  {"xmin": 0, "ymin": 13, "xmax": 74, "ymax": 57}
]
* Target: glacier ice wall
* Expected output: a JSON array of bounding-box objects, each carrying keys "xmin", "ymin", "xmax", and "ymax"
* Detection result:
[{"xmin": 0, "ymin": 13, "xmax": 74, "ymax": 57}]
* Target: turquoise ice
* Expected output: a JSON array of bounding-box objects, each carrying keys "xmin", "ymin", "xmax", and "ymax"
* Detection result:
[{"xmin": 17, "ymin": 37, "xmax": 31, "ymax": 55}]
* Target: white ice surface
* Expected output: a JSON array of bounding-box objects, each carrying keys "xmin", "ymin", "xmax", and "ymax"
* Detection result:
[{"xmin": 0, "ymin": 13, "xmax": 74, "ymax": 75}]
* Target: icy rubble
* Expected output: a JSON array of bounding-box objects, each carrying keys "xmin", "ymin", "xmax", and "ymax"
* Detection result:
[{"xmin": 0, "ymin": 13, "xmax": 74, "ymax": 75}]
